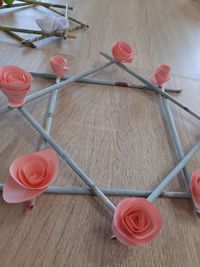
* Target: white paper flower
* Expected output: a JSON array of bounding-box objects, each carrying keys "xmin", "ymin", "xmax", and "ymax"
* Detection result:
[{"xmin": 35, "ymin": 14, "xmax": 69, "ymax": 34}]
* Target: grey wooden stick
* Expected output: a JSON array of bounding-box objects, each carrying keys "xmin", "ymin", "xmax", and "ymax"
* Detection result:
[
  {"xmin": 29, "ymin": 71, "xmax": 182, "ymax": 93},
  {"xmin": 158, "ymin": 92, "xmax": 198, "ymax": 212},
  {"xmin": 19, "ymin": 106, "xmax": 116, "ymax": 213},
  {"xmin": 0, "ymin": 61, "xmax": 114, "ymax": 113},
  {"xmin": 100, "ymin": 52, "xmax": 200, "ymax": 121},
  {"xmin": 0, "ymin": 183, "xmax": 190, "ymax": 198}
]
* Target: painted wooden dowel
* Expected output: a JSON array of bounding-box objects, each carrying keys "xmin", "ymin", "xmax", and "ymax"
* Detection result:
[
  {"xmin": 27, "ymin": 78, "xmax": 60, "ymax": 209},
  {"xmin": 0, "ymin": 183, "xmax": 190, "ymax": 198},
  {"xmin": 0, "ymin": 61, "xmax": 114, "ymax": 113},
  {"xmin": 19, "ymin": 107, "xmax": 116, "ymax": 213},
  {"xmin": 19, "ymin": 107, "xmax": 200, "ymax": 211},
  {"xmin": 100, "ymin": 52, "xmax": 200, "ymax": 121},
  {"xmin": 147, "ymin": 140, "xmax": 200, "ymax": 202},
  {"xmin": 26, "ymin": 62, "xmax": 113, "ymax": 102},
  {"xmin": 160, "ymin": 95, "xmax": 191, "ymax": 185},
  {"xmin": 29, "ymin": 71, "xmax": 182, "ymax": 93},
  {"xmin": 159, "ymin": 94, "xmax": 199, "ymax": 212},
  {"xmin": 39, "ymin": 78, "xmax": 60, "ymax": 150},
  {"xmin": 44, "ymin": 186, "xmax": 190, "ymax": 198}
]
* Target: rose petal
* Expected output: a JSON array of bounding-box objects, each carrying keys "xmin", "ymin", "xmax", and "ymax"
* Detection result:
[
  {"xmin": 3, "ymin": 177, "xmax": 46, "ymax": 203},
  {"xmin": 1, "ymin": 86, "xmax": 31, "ymax": 108},
  {"xmin": 23, "ymin": 159, "xmax": 46, "ymax": 182},
  {"xmin": 17, "ymin": 158, "xmax": 48, "ymax": 187}
]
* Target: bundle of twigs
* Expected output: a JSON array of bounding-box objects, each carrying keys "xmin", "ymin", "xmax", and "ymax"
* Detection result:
[{"xmin": 0, "ymin": 0, "xmax": 89, "ymax": 48}]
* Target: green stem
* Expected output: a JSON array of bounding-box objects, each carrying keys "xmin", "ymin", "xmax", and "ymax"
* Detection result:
[
  {"xmin": 0, "ymin": 25, "xmax": 72, "ymax": 38},
  {"xmin": 46, "ymin": 6, "xmax": 64, "ymax": 16},
  {"xmin": 21, "ymin": 32, "xmax": 76, "ymax": 45},
  {"xmin": 21, "ymin": 35, "xmax": 44, "ymax": 45},
  {"xmin": 0, "ymin": 25, "xmax": 43, "ymax": 35},
  {"xmin": 68, "ymin": 16, "xmax": 89, "ymax": 28},
  {"xmin": 68, "ymin": 25, "xmax": 87, "ymax": 32},
  {"xmin": 3, "ymin": 29, "xmax": 36, "ymax": 48}
]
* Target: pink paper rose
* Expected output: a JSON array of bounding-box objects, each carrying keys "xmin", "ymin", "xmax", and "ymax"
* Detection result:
[
  {"xmin": 50, "ymin": 55, "xmax": 69, "ymax": 78},
  {"xmin": 3, "ymin": 149, "xmax": 58, "ymax": 203},
  {"xmin": 112, "ymin": 41, "xmax": 134, "ymax": 63},
  {"xmin": 190, "ymin": 169, "xmax": 200, "ymax": 209},
  {"xmin": 0, "ymin": 65, "xmax": 32, "ymax": 107},
  {"xmin": 150, "ymin": 64, "xmax": 170, "ymax": 87},
  {"xmin": 112, "ymin": 198, "xmax": 163, "ymax": 246}
]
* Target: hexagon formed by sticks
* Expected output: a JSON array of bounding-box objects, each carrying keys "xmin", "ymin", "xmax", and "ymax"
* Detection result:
[{"xmin": 0, "ymin": 41, "xmax": 200, "ymax": 247}]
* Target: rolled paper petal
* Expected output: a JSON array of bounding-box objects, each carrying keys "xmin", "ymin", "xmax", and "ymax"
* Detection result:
[
  {"xmin": 0, "ymin": 66, "xmax": 32, "ymax": 107},
  {"xmin": 190, "ymin": 169, "xmax": 200, "ymax": 209},
  {"xmin": 50, "ymin": 55, "xmax": 69, "ymax": 77},
  {"xmin": 3, "ymin": 149, "xmax": 58, "ymax": 203},
  {"xmin": 35, "ymin": 15, "xmax": 69, "ymax": 35},
  {"xmin": 3, "ymin": 177, "xmax": 46, "ymax": 203},
  {"xmin": 112, "ymin": 198, "xmax": 163, "ymax": 246},
  {"xmin": 112, "ymin": 41, "xmax": 134, "ymax": 63},
  {"xmin": 1, "ymin": 86, "xmax": 31, "ymax": 107},
  {"xmin": 150, "ymin": 65, "xmax": 170, "ymax": 87}
]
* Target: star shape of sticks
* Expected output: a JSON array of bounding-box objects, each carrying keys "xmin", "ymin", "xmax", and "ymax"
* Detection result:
[{"xmin": 0, "ymin": 41, "xmax": 200, "ymax": 247}]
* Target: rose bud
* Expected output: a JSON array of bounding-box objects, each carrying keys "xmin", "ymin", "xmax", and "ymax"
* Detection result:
[
  {"xmin": 50, "ymin": 55, "xmax": 69, "ymax": 78},
  {"xmin": 112, "ymin": 41, "xmax": 134, "ymax": 63},
  {"xmin": 150, "ymin": 65, "xmax": 170, "ymax": 87}
]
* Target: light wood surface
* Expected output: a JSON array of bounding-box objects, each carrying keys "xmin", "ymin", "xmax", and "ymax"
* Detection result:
[{"xmin": 0, "ymin": 0, "xmax": 200, "ymax": 266}]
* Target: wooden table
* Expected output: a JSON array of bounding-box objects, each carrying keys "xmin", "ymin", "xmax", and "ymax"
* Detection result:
[{"xmin": 0, "ymin": 1, "xmax": 200, "ymax": 266}]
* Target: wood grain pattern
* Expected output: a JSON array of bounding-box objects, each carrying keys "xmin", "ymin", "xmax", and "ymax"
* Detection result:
[{"xmin": 0, "ymin": 0, "xmax": 200, "ymax": 266}]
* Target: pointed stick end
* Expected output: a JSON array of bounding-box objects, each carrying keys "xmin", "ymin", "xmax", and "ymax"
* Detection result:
[
  {"xmin": 194, "ymin": 209, "xmax": 200, "ymax": 216},
  {"xmin": 25, "ymin": 204, "xmax": 34, "ymax": 213}
]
